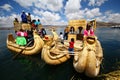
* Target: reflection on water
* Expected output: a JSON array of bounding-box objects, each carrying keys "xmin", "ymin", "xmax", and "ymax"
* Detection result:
[{"xmin": 0, "ymin": 27, "xmax": 120, "ymax": 80}]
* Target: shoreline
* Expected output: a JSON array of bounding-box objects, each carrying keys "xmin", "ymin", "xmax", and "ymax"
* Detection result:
[{"xmin": 0, "ymin": 25, "xmax": 112, "ymax": 30}]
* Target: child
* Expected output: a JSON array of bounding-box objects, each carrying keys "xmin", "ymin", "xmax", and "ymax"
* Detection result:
[
  {"xmin": 59, "ymin": 32, "xmax": 64, "ymax": 44},
  {"xmin": 68, "ymin": 38, "xmax": 74, "ymax": 54}
]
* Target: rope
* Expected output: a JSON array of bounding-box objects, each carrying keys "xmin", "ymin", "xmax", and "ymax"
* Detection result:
[{"xmin": 56, "ymin": 51, "xmax": 79, "ymax": 55}]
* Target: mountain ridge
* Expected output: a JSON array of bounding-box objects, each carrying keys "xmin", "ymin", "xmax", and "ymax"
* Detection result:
[{"xmin": 0, "ymin": 22, "xmax": 120, "ymax": 30}]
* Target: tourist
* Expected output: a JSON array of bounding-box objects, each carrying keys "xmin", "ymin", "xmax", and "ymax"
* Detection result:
[
  {"xmin": 35, "ymin": 19, "xmax": 41, "ymax": 26},
  {"xmin": 70, "ymin": 27, "xmax": 75, "ymax": 34},
  {"xmin": 31, "ymin": 20, "xmax": 36, "ymax": 30},
  {"xmin": 35, "ymin": 19, "xmax": 41, "ymax": 31},
  {"xmin": 13, "ymin": 18, "xmax": 19, "ymax": 33},
  {"xmin": 21, "ymin": 11, "xmax": 27, "ymax": 23},
  {"xmin": 64, "ymin": 27, "xmax": 69, "ymax": 40},
  {"xmin": 13, "ymin": 18, "xmax": 19, "ymax": 23},
  {"xmin": 68, "ymin": 38, "xmax": 74, "ymax": 54},
  {"xmin": 59, "ymin": 32, "xmax": 64, "ymax": 44},
  {"xmin": 41, "ymin": 28, "xmax": 46, "ymax": 38},
  {"xmin": 27, "ymin": 13, "xmax": 31, "ymax": 23}
]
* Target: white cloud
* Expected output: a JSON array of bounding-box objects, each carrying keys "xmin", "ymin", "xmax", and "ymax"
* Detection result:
[
  {"xmin": 34, "ymin": 0, "xmax": 47, "ymax": 10},
  {"xmin": 64, "ymin": 0, "xmax": 84, "ymax": 20},
  {"xmin": 88, "ymin": 0, "xmax": 108, "ymax": 6},
  {"xmin": 88, "ymin": 0, "xmax": 95, "ymax": 6},
  {"xmin": 95, "ymin": 11, "xmax": 120, "ymax": 23},
  {"xmin": 85, "ymin": 8, "xmax": 102, "ymax": 18},
  {"xmin": 107, "ymin": 13, "xmax": 120, "ymax": 23},
  {"xmin": 14, "ymin": 0, "xmax": 63, "ymax": 12},
  {"xmin": 0, "ymin": 4, "xmax": 13, "ymax": 11},
  {"xmin": 41, "ymin": 11, "xmax": 60, "ymax": 21},
  {"xmin": 65, "ymin": 5, "xmax": 101, "ymax": 20},
  {"xmin": 13, "ymin": 0, "xmax": 36, "ymax": 8},
  {"xmin": 96, "ymin": 16, "xmax": 107, "ymax": 22},
  {"xmin": 66, "ymin": 11, "xmax": 84, "ymax": 20},
  {"xmin": 0, "ymin": 14, "xmax": 20, "ymax": 27},
  {"xmin": 34, "ymin": 0, "xmax": 63, "ymax": 12},
  {"xmin": 40, "ymin": 11, "xmax": 61, "ymax": 25},
  {"xmin": 33, "ymin": 9, "xmax": 62, "ymax": 25},
  {"xmin": 33, "ymin": 9, "xmax": 42, "ymax": 16},
  {"xmin": 65, "ymin": 0, "xmax": 81, "ymax": 14}
]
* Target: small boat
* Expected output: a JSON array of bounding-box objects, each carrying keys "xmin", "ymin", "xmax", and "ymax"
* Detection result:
[
  {"xmin": 41, "ymin": 30, "xmax": 71, "ymax": 65},
  {"xmin": 7, "ymin": 30, "xmax": 44, "ymax": 55},
  {"xmin": 73, "ymin": 36, "xmax": 103, "ymax": 77}
]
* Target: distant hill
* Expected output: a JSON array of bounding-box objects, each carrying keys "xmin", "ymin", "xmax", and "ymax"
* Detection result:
[
  {"xmin": 0, "ymin": 27, "xmax": 13, "ymax": 30},
  {"xmin": 96, "ymin": 21, "xmax": 120, "ymax": 27},
  {"xmin": 0, "ymin": 22, "xmax": 120, "ymax": 30}
]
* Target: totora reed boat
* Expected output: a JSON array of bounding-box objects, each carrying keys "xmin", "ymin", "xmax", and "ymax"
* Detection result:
[
  {"xmin": 73, "ymin": 36, "xmax": 103, "ymax": 77},
  {"xmin": 41, "ymin": 30, "xmax": 71, "ymax": 65},
  {"xmin": 67, "ymin": 19, "xmax": 103, "ymax": 77},
  {"xmin": 7, "ymin": 30, "xmax": 44, "ymax": 55}
]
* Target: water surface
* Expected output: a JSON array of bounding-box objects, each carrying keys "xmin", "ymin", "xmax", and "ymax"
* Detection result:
[{"xmin": 0, "ymin": 27, "xmax": 120, "ymax": 80}]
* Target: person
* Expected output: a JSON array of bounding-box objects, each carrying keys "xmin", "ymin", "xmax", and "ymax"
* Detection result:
[
  {"xmin": 70, "ymin": 27, "xmax": 75, "ymax": 34},
  {"xmin": 83, "ymin": 24, "xmax": 95, "ymax": 46},
  {"xmin": 68, "ymin": 38, "xmax": 74, "ymax": 54},
  {"xmin": 35, "ymin": 19, "xmax": 41, "ymax": 31},
  {"xmin": 35, "ymin": 19, "xmax": 41, "ymax": 26},
  {"xmin": 21, "ymin": 11, "xmax": 27, "ymax": 23},
  {"xmin": 84, "ymin": 24, "xmax": 94, "ymax": 36},
  {"xmin": 64, "ymin": 27, "xmax": 69, "ymax": 40},
  {"xmin": 13, "ymin": 18, "xmax": 19, "ymax": 23},
  {"xmin": 59, "ymin": 32, "xmax": 64, "ymax": 44},
  {"xmin": 13, "ymin": 18, "xmax": 19, "ymax": 33},
  {"xmin": 41, "ymin": 28, "xmax": 46, "ymax": 38},
  {"xmin": 16, "ymin": 29, "xmax": 28, "ymax": 46},
  {"xmin": 31, "ymin": 20, "xmax": 36, "ymax": 30},
  {"xmin": 27, "ymin": 13, "xmax": 31, "ymax": 23}
]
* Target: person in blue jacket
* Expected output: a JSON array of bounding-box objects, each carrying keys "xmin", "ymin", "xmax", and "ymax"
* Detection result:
[{"xmin": 21, "ymin": 11, "xmax": 27, "ymax": 23}]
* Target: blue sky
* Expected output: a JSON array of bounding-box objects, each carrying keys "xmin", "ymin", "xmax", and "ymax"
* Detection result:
[{"xmin": 0, "ymin": 0, "xmax": 120, "ymax": 27}]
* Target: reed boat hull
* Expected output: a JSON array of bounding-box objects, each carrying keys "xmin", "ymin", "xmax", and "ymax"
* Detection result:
[
  {"xmin": 41, "ymin": 44, "xmax": 70, "ymax": 65},
  {"xmin": 7, "ymin": 30, "xmax": 44, "ymax": 55},
  {"xmin": 73, "ymin": 36, "xmax": 103, "ymax": 77}
]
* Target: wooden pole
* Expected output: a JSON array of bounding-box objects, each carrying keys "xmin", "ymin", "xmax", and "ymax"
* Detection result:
[{"xmin": 12, "ymin": 40, "xmax": 33, "ymax": 60}]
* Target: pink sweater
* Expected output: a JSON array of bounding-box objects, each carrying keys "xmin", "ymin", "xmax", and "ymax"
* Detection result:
[
  {"xmin": 16, "ymin": 31, "xmax": 28, "ymax": 37},
  {"xmin": 84, "ymin": 29, "xmax": 94, "ymax": 36}
]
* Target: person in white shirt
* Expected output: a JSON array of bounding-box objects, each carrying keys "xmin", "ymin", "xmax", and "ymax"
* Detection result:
[{"xmin": 59, "ymin": 32, "xmax": 64, "ymax": 44}]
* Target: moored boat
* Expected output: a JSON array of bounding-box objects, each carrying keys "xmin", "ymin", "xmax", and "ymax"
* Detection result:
[
  {"xmin": 41, "ymin": 30, "xmax": 71, "ymax": 65},
  {"xmin": 72, "ymin": 19, "xmax": 103, "ymax": 77},
  {"xmin": 73, "ymin": 36, "xmax": 103, "ymax": 77},
  {"xmin": 7, "ymin": 30, "xmax": 44, "ymax": 55}
]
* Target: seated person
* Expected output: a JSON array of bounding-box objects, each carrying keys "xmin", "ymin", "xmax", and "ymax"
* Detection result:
[{"xmin": 16, "ymin": 29, "xmax": 28, "ymax": 46}]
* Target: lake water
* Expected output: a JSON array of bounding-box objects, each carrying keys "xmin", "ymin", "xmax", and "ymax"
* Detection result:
[{"xmin": 0, "ymin": 27, "xmax": 120, "ymax": 80}]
